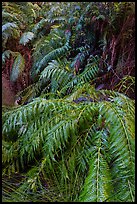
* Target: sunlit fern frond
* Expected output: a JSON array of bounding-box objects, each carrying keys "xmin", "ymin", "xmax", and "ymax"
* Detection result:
[{"xmin": 19, "ymin": 32, "xmax": 34, "ymax": 46}]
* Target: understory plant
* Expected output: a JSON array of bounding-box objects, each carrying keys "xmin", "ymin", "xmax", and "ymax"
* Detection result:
[
  {"xmin": 2, "ymin": 84, "xmax": 135, "ymax": 202},
  {"xmin": 2, "ymin": 2, "xmax": 135, "ymax": 202}
]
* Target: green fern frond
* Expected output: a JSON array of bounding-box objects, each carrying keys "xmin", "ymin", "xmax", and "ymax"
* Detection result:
[
  {"xmin": 79, "ymin": 60, "xmax": 99, "ymax": 83},
  {"xmin": 31, "ymin": 28, "xmax": 67, "ymax": 79},
  {"xmin": 2, "ymin": 50, "xmax": 12, "ymax": 64},
  {"xmin": 32, "ymin": 18, "xmax": 47, "ymax": 34},
  {"xmin": 2, "ymin": 11, "xmax": 19, "ymax": 22},
  {"xmin": 2, "ymin": 22, "xmax": 18, "ymax": 32},
  {"xmin": 2, "ymin": 139, "xmax": 20, "ymax": 175},
  {"xmin": 39, "ymin": 59, "xmax": 73, "ymax": 96},
  {"xmin": 35, "ymin": 37, "xmax": 71, "ymax": 76},
  {"xmin": 10, "ymin": 53, "xmax": 25, "ymax": 82},
  {"xmin": 98, "ymin": 100, "xmax": 135, "ymax": 201},
  {"xmin": 2, "ymin": 22, "xmax": 20, "ymax": 48},
  {"xmin": 19, "ymin": 32, "xmax": 34, "ymax": 45},
  {"xmin": 2, "ymin": 87, "xmax": 135, "ymax": 201},
  {"xmin": 60, "ymin": 57, "xmax": 99, "ymax": 96},
  {"xmin": 79, "ymin": 133, "xmax": 113, "ymax": 202},
  {"xmin": 114, "ymin": 75, "xmax": 135, "ymax": 98},
  {"xmin": 2, "ymin": 2, "xmax": 135, "ymax": 202},
  {"xmin": 2, "ymin": 50, "xmax": 23, "ymax": 65}
]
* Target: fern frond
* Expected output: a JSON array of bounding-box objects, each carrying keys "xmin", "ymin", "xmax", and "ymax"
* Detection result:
[
  {"xmin": 35, "ymin": 36, "xmax": 71, "ymax": 76},
  {"xmin": 79, "ymin": 59, "xmax": 99, "ymax": 83},
  {"xmin": 31, "ymin": 28, "xmax": 67, "ymax": 78},
  {"xmin": 2, "ymin": 22, "xmax": 20, "ymax": 47},
  {"xmin": 39, "ymin": 59, "xmax": 73, "ymax": 97},
  {"xmin": 2, "ymin": 2, "xmax": 135, "ymax": 202},
  {"xmin": 10, "ymin": 53, "xmax": 25, "ymax": 82},
  {"xmin": 79, "ymin": 133, "xmax": 113, "ymax": 202},
  {"xmin": 98, "ymin": 99, "xmax": 135, "ymax": 201},
  {"xmin": 32, "ymin": 18, "xmax": 47, "ymax": 34},
  {"xmin": 114, "ymin": 75, "xmax": 135, "ymax": 98},
  {"xmin": 2, "ymin": 140, "xmax": 20, "ymax": 175},
  {"xmin": 19, "ymin": 32, "xmax": 34, "ymax": 45},
  {"xmin": 2, "ymin": 22, "xmax": 18, "ymax": 32},
  {"xmin": 2, "ymin": 50, "xmax": 12, "ymax": 64},
  {"xmin": 60, "ymin": 57, "xmax": 99, "ymax": 96},
  {"xmin": 2, "ymin": 11, "xmax": 19, "ymax": 22}
]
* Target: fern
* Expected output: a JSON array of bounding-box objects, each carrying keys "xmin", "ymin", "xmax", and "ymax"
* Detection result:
[
  {"xmin": 2, "ymin": 22, "xmax": 20, "ymax": 47},
  {"xmin": 10, "ymin": 53, "xmax": 25, "ymax": 82},
  {"xmin": 32, "ymin": 18, "xmax": 48, "ymax": 34},
  {"xmin": 39, "ymin": 59, "xmax": 73, "ymax": 96},
  {"xmin": 2, "ymin": 85, "xmax": 135, "ymax": 201},
  {"xmin": 99, "ymin": 101, "xmax": 134, "ymax": 201},
  {"xmin": 60, "ymin": 56, "xmax": 99, "ymax": 96},
  {"xmin": 2, "ymin": 22, "xmax": 18, "ymax": 32},
  {"xmin": 79, "ymin": 133, "xmax": 113, "ymax": 202},
  {"xmin": 78, "ymin": 96, "xmax": 135, "ymax": 202},
  {"xmin": 2, "ymin": 50, "xmax": 12, "ymax": 64},
  {"xmin": 2, "ymin": 11, "xmax": 19, "ymax": 23},
  {"xmin": 31, "ymin": 31, "xmax": 71, "ymax": 78},
  {"xmin": 31, "ymin": 28, "xmax": 68, "ymax": 79},
  {"xmin": 2, "ymin": 2, "xmax": 135, "ymax": 202},
  {"xmin": 19, "ymin": 32, "xmax": 34, "ymax": 45}
]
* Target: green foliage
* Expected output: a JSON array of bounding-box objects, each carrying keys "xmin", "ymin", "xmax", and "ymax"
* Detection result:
[
  {"xmin": 2, "ymin": 2, "xmax": 135, "ymax": 203},
  {"xmin": 2, "ymin": 50, "xmax": 12, "ymax": 64},
  {"xmin": 31, "ymin": 28, "xmax": 68, "ymax": 79},
  {"xmin": 79, "ymin": 137, "xmax": 113, "ymax": 202},
  {"xmin": 60, "ymin": 56, "xmax": 99, "ymax": 96},
  {"xmin": 2, "ymin": 22, "xmax": 20, "ymax": 48},
  {"xmin": 114, "ymin": 75, "xmax": 135, "ymax": 98},
  {"xmin": 2, "ymin": 85, "xmax": 135, "ymax": 202},
  {"xmin": 19, "ymin": 32, "xmax": 34, "ymax": 46},
  {"xmin": 31, "ymin": 30, "xmax": 71, "ymax": 78},
  {"xmin": 10, "ymin": 53, "xmax": 25, "ymax": 82},
  {"xmin": 79, "ymin": 95, "xmax": 135, "ymax": 202}
]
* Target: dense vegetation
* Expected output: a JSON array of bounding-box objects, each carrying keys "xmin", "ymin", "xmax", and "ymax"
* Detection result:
[{"xmin": 2, "ymin": 2, "xmax": 135, "ymax": 202}]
